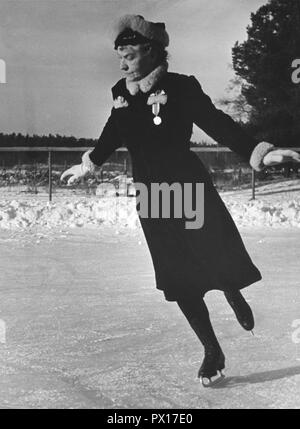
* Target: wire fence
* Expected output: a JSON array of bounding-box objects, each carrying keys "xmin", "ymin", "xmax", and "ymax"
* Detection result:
[{"xmin": 0, "ymin": 146, "xmax": 299, "ymax": 201}]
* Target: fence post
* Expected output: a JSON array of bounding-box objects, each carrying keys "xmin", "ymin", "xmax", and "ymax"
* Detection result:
[
  {"xmin": 124, "ymin": 157, "xmax": 127, "ymax": 175},
  {"xmin": 251, "ymin": 168, "xmax": 256, "ymax": 200},
  {"xmin": 48, "ymin": 150, "xmax": 52, "ymax": 202},
  {"xmin": 33, "ymin": 162, "xmax": 38, "ymax": 194}
]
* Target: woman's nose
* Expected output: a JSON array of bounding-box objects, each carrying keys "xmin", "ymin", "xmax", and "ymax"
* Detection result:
[{"xmin": 120, "ymin": 60, "xmax": 128, "ymax": 71}]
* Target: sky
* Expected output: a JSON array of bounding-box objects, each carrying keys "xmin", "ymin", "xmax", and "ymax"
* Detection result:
[{"xmin": 0, "ymin": 0, "xmax": 266, "ymax": 140}]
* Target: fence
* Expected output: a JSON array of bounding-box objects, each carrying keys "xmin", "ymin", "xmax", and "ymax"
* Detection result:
[{"xmin": 0, "ymin": 146, "xmax": 299, "ymax": 202}]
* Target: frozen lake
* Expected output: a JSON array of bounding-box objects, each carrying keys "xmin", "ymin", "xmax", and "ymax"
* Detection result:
[{"xmin": 0, "ymin": 226, "xmax": 299, "ymax": 408}]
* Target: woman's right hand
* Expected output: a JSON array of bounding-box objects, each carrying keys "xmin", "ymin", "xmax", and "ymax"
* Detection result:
[{"xmin": 60, "ymin": 163, "xmax": 89, "ymax": 186}]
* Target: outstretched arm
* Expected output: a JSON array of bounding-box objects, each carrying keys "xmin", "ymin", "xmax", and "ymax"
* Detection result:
[
  {"xmin": 61, "ymin": 108, "xmax": 123, "ymax": 185},
  {"xmin": 187, "ymin": 75, "xmax": 300, "ymax": 171},
  {"xmin": 88, "ymin": 109, "xmax": 123, "ymax": 167}
]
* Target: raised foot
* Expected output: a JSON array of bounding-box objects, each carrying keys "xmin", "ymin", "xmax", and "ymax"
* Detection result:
[{"xmin": 225, "ymin": 290, "xmax": 255, "ymax": 332}]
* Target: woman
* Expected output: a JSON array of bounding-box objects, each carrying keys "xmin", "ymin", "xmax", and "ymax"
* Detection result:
[{"xmin": 61, "ymin": 15, "xmax": 300, "ymax": 386}]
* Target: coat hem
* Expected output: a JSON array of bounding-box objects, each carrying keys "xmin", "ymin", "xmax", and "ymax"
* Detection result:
[{"xmin": 158, "ymin": 272, "xmax": 262, "ymax": 302}]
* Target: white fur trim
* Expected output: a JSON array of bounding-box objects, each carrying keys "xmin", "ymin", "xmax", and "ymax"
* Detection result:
[
  {"xmin": 82, "ymin": 150, "xmax": 96, "ymax": 173},
  {"xmin": 126, "ymin": 61, "xmax": 168, "ymax": 95},
  {"xmin": 249, "ymin": 141, "xmax": 275, "ymax": 171}
]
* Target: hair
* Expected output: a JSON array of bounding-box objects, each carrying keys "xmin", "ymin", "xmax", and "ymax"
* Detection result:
[
  {"xmin": 114, "ymin": 28, "xmax": 169, "ymax": 66},
  {"xmin": 151, "ymin": 42, "xmax": 169, "ymax": 64},
  {"xmin": 142, "ymin": 41, "xmax": 169, "ymax": 66}
]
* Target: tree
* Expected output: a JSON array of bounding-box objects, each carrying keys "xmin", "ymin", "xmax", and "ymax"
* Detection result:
[
  {"xmin": 217, "ymin": 73, "xmax": 252, "ymax": 123},
  {"xmin": 232, "ymin": 0, "xmax": 300, "ymax": 146}
]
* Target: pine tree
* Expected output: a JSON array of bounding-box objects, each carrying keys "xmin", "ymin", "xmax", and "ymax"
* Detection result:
[{"xmin": 232, "ymin": 0, "xmax": 300, "ymax": 146}]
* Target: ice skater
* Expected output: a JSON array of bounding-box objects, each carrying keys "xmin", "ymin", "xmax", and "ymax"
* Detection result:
[{"xmin": 61, "ymin": 15, "xmax": 300, "ymax": 386}]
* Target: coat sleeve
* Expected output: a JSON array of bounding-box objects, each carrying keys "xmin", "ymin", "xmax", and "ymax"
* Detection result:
[
  {"xmin": 187, "ymin": 75, "xmax": 274, "ymax": 171},
  {"xmin": 87, "ymin": 107, "xmax": 123, "ymax": 167}
]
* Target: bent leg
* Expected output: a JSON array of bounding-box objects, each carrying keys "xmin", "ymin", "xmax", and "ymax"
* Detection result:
[{"xmin": 224, "ymin": 289, "xmax": 255, "ymax": 331}]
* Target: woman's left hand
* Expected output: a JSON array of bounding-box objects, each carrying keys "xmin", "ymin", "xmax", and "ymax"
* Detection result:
[{"xmin": 263, "ymin": 149, "xmax": 300, "ymax": 167}]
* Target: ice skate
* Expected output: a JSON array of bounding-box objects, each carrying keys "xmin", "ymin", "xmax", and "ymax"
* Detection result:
[
  {"xmin": 224, "ymin": 290, "xmax": 255, "ymax": 332},
  {"xmin": 197, "ymin": 347, "xmax": 225, "ymax": 387}
]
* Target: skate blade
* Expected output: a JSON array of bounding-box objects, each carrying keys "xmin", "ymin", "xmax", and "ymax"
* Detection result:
[{"xmin": 199, "ymin": 370, "xmax": 225, "ymax": 388}]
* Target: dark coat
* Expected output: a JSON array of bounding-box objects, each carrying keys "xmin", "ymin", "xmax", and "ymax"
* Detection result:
[{"xmin": 89, "ymin": 72, "xmax": 262, "ymax": 301}]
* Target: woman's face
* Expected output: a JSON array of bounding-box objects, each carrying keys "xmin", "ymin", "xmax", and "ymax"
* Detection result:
[{"xmin": 116, "ymin": 44, "xmax": 156, "ymax": 81}]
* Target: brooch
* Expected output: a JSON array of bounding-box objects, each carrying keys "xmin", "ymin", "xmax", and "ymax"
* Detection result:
[
  {"xmin": 147, "ymin": 90, "xmax": 167, "ymax": 125},
  {"xmin": 113, "ymin": 96, "xmax": 129, "ymax": 109}
]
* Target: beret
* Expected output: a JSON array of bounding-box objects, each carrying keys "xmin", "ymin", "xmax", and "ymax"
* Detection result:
[{"xmin": 113, "ymin": 14, "xmax": 169, "ymax": 48}]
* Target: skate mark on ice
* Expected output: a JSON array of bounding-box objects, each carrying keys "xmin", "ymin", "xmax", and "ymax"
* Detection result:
[
  {"xmin": 59, "ymin": 372, "xmax": 116, "ymax": 408},
  {"xmin": 94, "ymin": 332, "xmax": 139, "ymax": 342}
]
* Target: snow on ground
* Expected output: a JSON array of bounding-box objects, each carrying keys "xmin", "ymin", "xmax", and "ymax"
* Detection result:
[{"xmin": 1, "ymin": 179, "xmax": 300, "ymax": 230}]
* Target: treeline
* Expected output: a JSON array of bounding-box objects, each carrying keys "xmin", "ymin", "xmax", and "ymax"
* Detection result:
[
  {"xmin": 0, "ymin": 132, "xmax": 96, "ymax": 166},
  {"xmin": 0, "ymin": 132, "xmax": 218, "ymax": 168},
  {"xmin": 0, "ymin": 132, "xmax": 213, "ymax": 148},
  {"xmin": 0, "ymin": 132, "xmax": 97, "ymax": 148}
]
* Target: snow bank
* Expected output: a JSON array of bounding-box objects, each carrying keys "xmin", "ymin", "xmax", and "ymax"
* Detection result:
[
  {"xmin": 225, "ymin": 199, "xmax": 300, "ymax": 228},
  {"xmin": 1, "ymin": 195, "xmax": 300, "ymax": 229},
  {"xmin": 0, "ymin": 197, "xmax": 139, "ymax": 230}
]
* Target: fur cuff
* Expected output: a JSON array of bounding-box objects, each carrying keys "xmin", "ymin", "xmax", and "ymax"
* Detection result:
[
  {"xmin": 249, "ymin": 141, "xmax": 275, "ymax": 171},
  {"xmin": 82, "ymin": 150, "xmax": 96, "ymax": 173}
]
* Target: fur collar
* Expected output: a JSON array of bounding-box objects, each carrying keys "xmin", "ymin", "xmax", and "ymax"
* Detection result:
[{"xmin": 126, "ymin": 61, "xmax": 168, "ymax": 96}]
